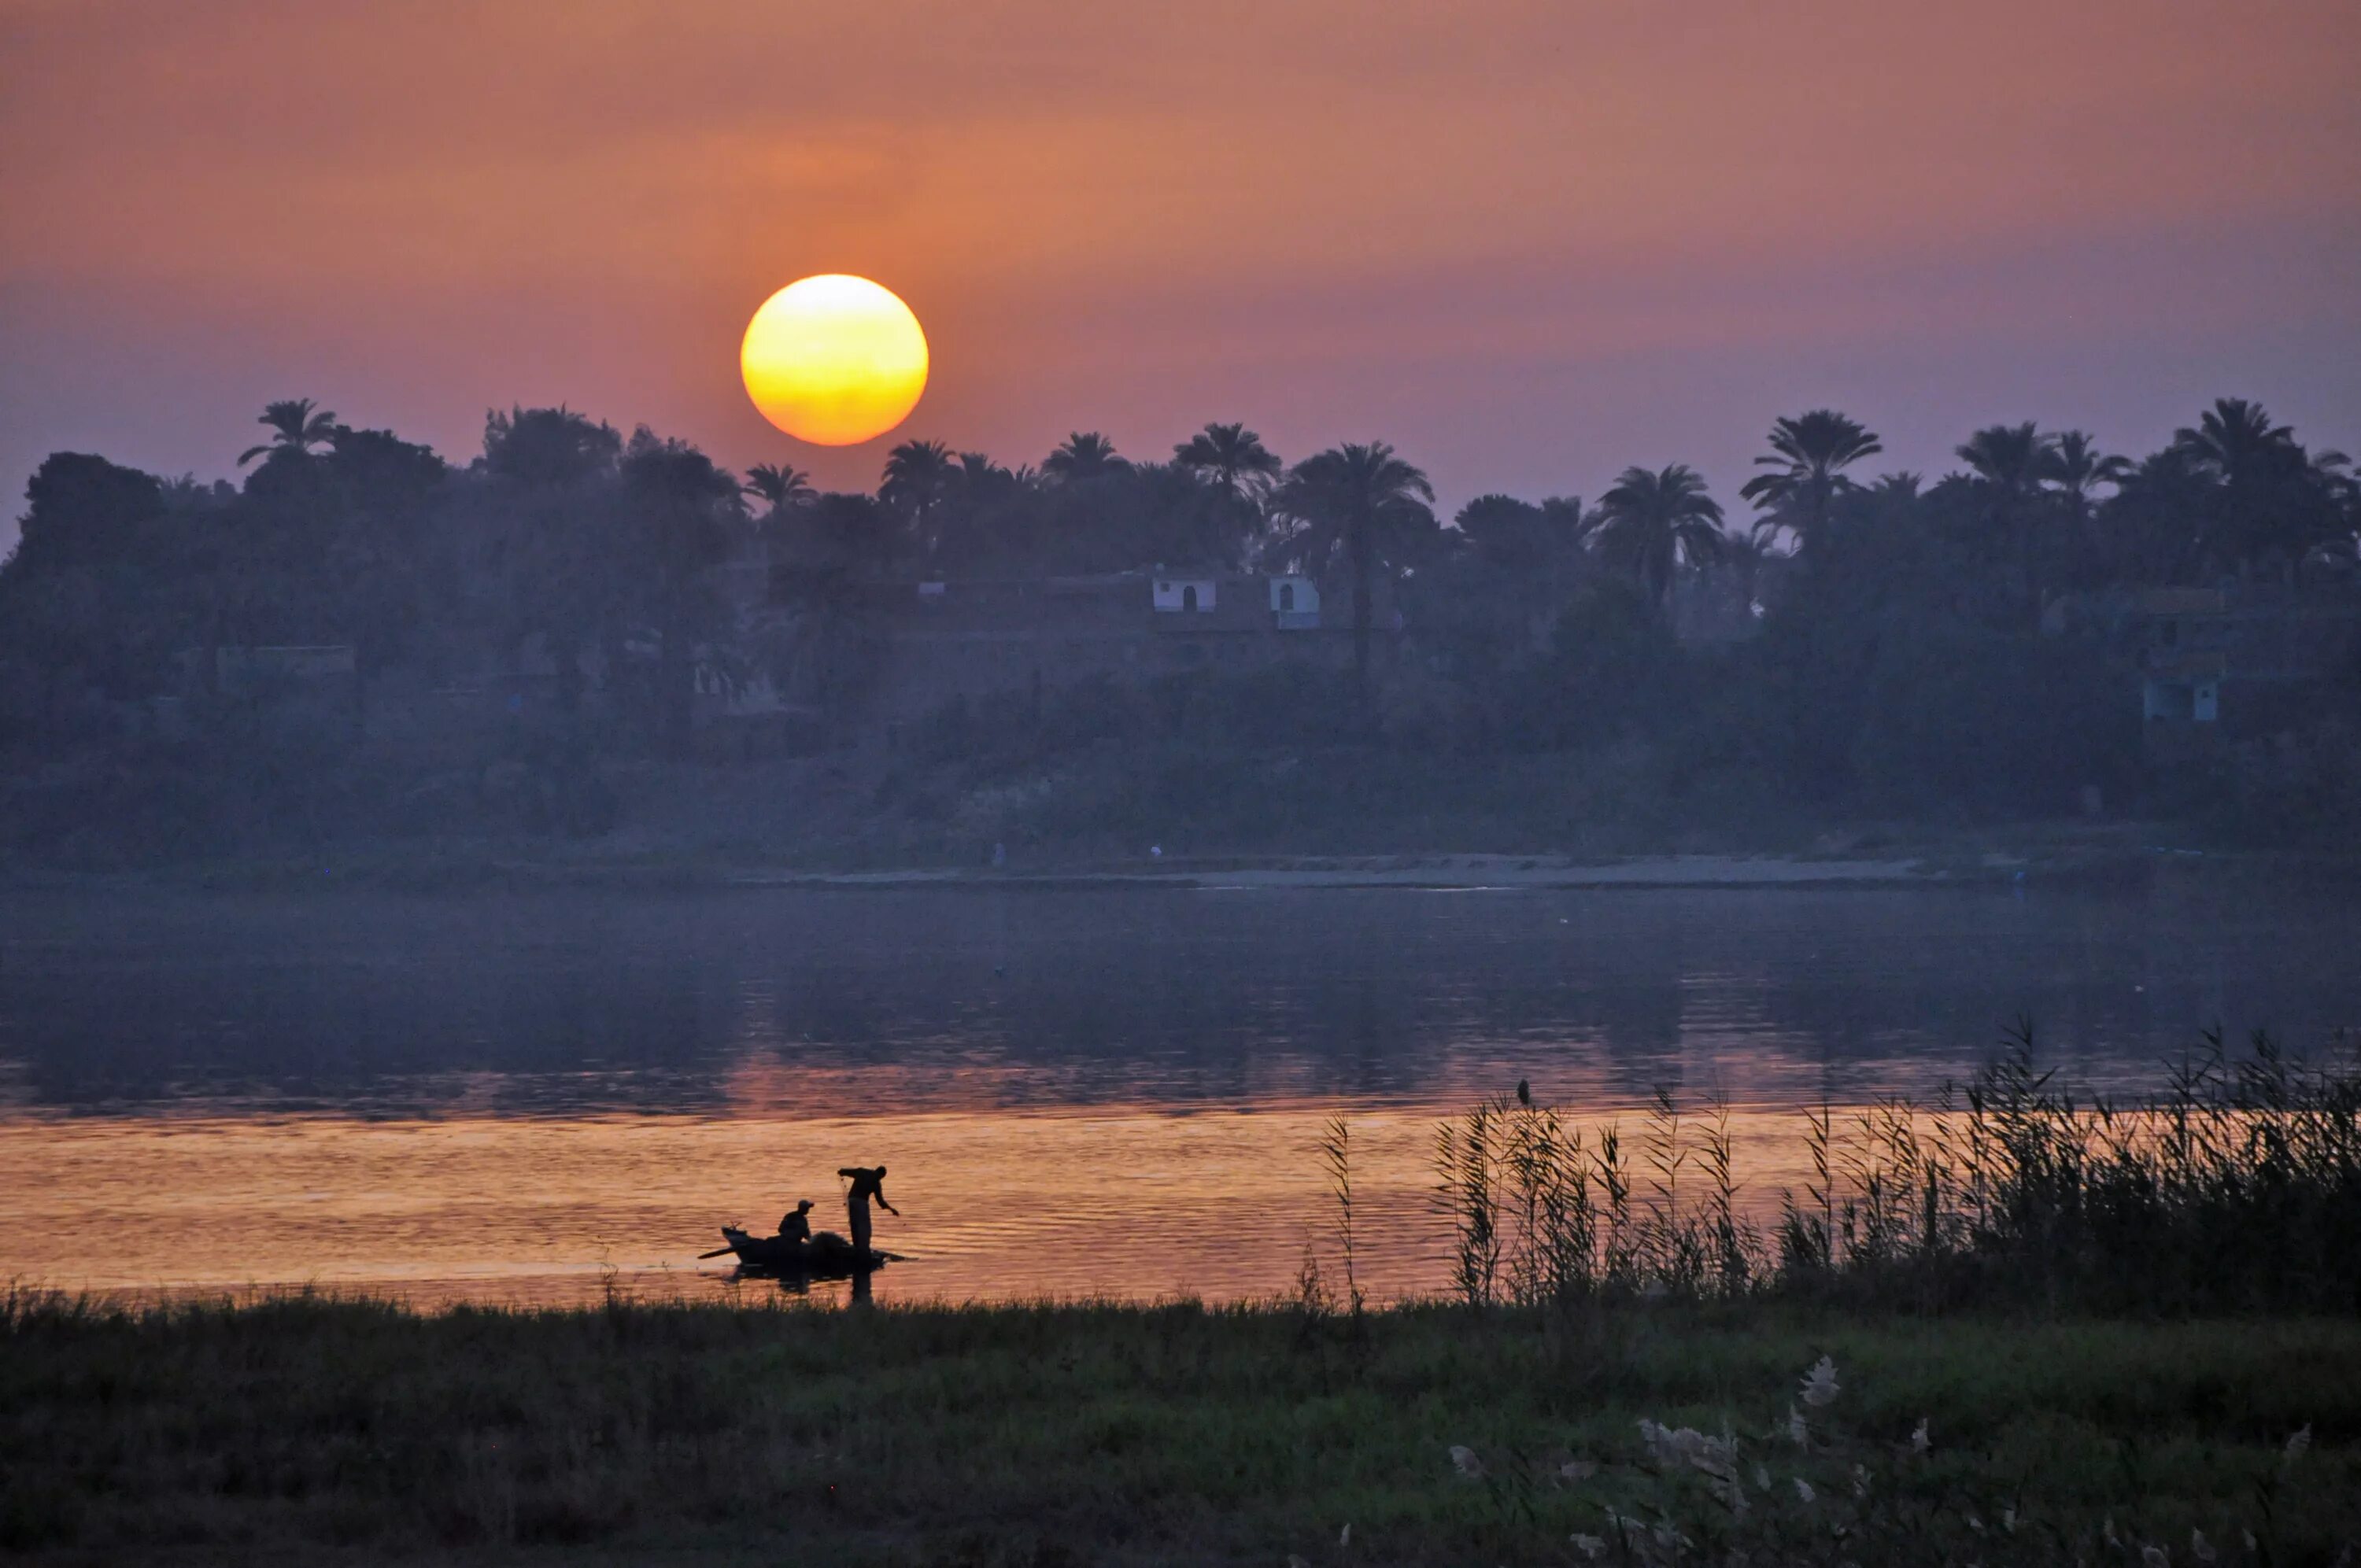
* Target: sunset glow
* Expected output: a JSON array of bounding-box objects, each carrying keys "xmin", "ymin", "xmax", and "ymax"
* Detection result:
[
  {"xmin": 4, "ymin": 2, "xmax": 2358, "ymax": 522},
  {"xmin": 740, "ymin": 275, "xmax": 929, "ymax": 447},
  {"xmin": 6, "ymin": 5, "xmax": 2361, "ymax": 1556}
]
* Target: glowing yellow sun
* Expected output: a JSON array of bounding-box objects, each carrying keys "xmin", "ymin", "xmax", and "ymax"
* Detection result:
[{"xmin": 740, "ymin": 275, "xmax": 929, "ymax": 446}]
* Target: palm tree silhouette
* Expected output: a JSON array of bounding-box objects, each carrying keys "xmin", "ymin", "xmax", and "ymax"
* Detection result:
[
  {"xmin": 2167, "ymin": 398, "xmax": 2343, "ymax": 571},
  {"xmin": 1738, "ymin": 411, "xmax": 1881, "ymax": 552},
  {"xmin": 1042, "ymin": 432, "xmax": 1128, "ymax": 484},
  {"xmin": 2041, "ymin": 432, "xmax": 2131, "ymax": 521},
  {"xmin": 1590, "ymin": 464, "xmax": 1727, "ymax": 614},
  {"xmin": 1173, "ymin": 423, "xmax": 1283, "ymax": 502},
  {"xmin": 238, "ymin": 399, "xmax": 338, "ymax": 467},
  {"xmin": 1277, "ymin": 442, "xmax": 1434, "ymax": 715},
  {"xmin": 741, "ymin": 463, "xmax": 814, "ymax": 515},
  {"xmin": 2170, "ymin": 398, "xmax": 2300, "ymax": 488},
  {"xmin": 1957, "ymin": 422, "xmax": 2056, "ymax": 612},
  {"xmin": 880, "ymin": 440, "xmax": 956, "ymax": 555},
  {"xmin": 957, "ymin": 452, "xmax": 1014, "ymax": 492}
]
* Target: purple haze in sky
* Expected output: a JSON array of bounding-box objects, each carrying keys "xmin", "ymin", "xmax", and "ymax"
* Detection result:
[{"xmin": 4, "ymin": 0, "xmax": 2356, "ymax": 555}]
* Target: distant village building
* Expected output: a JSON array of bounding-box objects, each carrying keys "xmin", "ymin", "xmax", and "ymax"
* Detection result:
[
  {"xmin": 1151, "ymin": 574, "xmax": 1217, "ymax": 613},
  {"xmin": 2091, "ymin": 585, "xmax": 2361, "ymax": 764},
  {"xmin": 1268, "ymin": 574, "xmax": 1321, "ymax": 629},
  {"xmin": 770, "ymin": 568, "xmax": 1380, "ymax": 721}
]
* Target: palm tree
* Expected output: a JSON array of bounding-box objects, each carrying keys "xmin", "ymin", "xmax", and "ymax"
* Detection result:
[
  {"xmin": 958, "ymin": 452, "xmax": 1013, "ymax": 491},
  {"xmin": 1956, "ymin": 422, "xmax": 2052, "ymax": 495},
  {"xmin": 238, "ymin": 399, "xmax": 338, "ymax": 466},
  {"xmin": 1589, "ymin": 464, "xmax": 1727, "ymax": 614},
  {"xmin": 880, "ymin": 439, "xmax": 955, "ymax": 550},
  {"xmin": 1042, "ymin": 432, "xmax": 1128, "ymax": 484},
  {"xmin": 2041, "ymin": 432, "xmax": 2130, "ymax": 590},
  {"xmin": 1956, "ymin": 422, "xmax": 2056, "ymax": 614},
  {"xmin": 2314, "ymin": 448, "xmax": 2356, "ymax": 490},
  {"xmin": 2036, "ymin": 433, "xmax": 2130, "ymax": 597},
  {"xmin": 1172, "ymin": 423, "xmax": 1283, "ymax": 570},
  {"xmin": 1738, "ymin": 410, "xmax": 1881, "ymax": 553},
  {"xmin": 741, "ymin": 463, "xmax": 814, "ymax": 515},
  {"xmin": 1275, "ymin": 441, "xmax": 1435, "ymax": 716},
  {"xmin": 1172, "ymin": 422, "xmax": 1283, "ymax": 501},
  {"xmin": 2170, "ymin": 397, "xmax": 2300, "ymax": 488},
  {"xmin": 2041, "ymin": 432, "xmax": 2131, "ymax": 519},
  {"xmin": 2165, "ymin": 397, "xmax": 2337, "ymax": 571}
]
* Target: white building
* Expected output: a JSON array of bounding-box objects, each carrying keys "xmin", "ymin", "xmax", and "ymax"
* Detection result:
[
  {"xmin": 1152, "ymin": 575, "xmax": 1217, "ymax": 612},
  {"xmin": 1268, "ymin": 574, "xmax": 1320, "ymax": 629}
]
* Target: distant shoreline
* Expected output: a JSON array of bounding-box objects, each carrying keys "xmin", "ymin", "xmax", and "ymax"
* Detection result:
[
  {"xmin": 723, "ymin": 851, "xmax": 1941, "ymax": 891},
  {"xmin": 4, "ymin": 836, "xmax": 2337, "ymax": 895}
]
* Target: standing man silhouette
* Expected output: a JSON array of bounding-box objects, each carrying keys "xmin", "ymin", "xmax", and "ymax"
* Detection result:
[{"xmin": 837, "ymin": 1165, "xmax": 898, "ymax": 1254}]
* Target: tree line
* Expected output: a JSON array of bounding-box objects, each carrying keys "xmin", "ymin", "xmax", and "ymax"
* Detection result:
[{"xmin": 1, "ymin": 394, "xmax": 2355, "ymax": 841}]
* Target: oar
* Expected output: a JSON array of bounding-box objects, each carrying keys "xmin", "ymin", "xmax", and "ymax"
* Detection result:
[{"xmin": 696, "ymin": 1245, "xmax": 736, "ymax": 1260}]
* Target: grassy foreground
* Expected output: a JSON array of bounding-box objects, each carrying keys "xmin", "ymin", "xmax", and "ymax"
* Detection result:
[{"xmin": 2, "ymin": 1293, "xmax": 2355, "ymax": 1566}]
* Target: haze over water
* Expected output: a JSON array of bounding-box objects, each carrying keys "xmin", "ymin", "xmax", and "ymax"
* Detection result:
[{"xmin": 4, "ymin": 880, "xmax": 2355, "ymax": 1305}]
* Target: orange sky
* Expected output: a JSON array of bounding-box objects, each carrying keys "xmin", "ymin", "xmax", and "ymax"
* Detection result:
[{"xmin": 4, "ymin": 0, "xmax": 2358, "ymax": 552}]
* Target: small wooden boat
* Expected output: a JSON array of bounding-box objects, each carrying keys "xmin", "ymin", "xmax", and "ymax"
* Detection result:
[{"xmin": 714, "ymin": 1226, "xmax": 896, "ymax": 1275}]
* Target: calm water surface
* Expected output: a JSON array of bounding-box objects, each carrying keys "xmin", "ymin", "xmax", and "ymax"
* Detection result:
[{"xmin": 2, "ymin": 881, "xmax": 2354, "ymax": 1304}]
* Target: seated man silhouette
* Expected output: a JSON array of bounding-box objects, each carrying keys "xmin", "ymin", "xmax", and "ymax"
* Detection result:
[{"xmin": 777, "ymin": 1198, "xmax": 814, "ymax": 1244}]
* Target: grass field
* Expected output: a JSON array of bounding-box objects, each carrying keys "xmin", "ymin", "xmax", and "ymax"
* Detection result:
[{"xmin": 3, "ymin": 1289, "xmax": 2355, "ymax": 1566}]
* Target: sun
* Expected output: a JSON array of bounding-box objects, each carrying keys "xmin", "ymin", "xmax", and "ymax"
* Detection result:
[{"xmin": 740, "ymin": 275, "xmax": 929, "ymax": 446}]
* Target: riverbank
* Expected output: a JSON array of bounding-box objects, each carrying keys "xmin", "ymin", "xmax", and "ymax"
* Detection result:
[
  {"xmin": 722, "ymin": 850, "xmax": 1938, "ymax": 891},
  {"xmin": 7, "ymin": 820, "xmax": 2326, "ymax": 896},
  {"xmin": 2, "ymin": 1293, "xmax": 2352, "ymax": 1565}
]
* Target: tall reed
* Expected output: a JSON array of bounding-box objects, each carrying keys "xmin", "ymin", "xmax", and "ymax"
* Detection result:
[
  {"xmin": 1317, "ymin": 1114, "xmax": 1365, "ymax": 1319},
  {"xmin": 1432, "ymin": 1023, "xmax": 2361, "ymax": 1314}
]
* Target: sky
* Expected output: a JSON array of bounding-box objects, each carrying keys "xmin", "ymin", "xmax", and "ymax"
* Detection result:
[{"xmin": 5, "ymin": 0, "xmax": 2359, "ymax": 558}]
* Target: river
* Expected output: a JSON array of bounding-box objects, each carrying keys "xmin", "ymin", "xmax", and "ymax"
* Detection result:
[{"xmin": 2, "ymin": 878, "xmax": 2353, "ymax": 1304}]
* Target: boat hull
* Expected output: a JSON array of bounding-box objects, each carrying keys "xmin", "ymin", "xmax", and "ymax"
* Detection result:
[{"xmin": 719, "ymin": 1227, "xmax": 893, "ymax": 1275}]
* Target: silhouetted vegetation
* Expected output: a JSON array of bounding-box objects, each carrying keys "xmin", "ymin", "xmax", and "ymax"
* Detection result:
[
  {"xmin": 4, "ymin": 1289, "xmax": 2354, "ymax": 1563},
  {"xmin": 3, "ymin": 398, "xmax": 2355, "ymax": 866},
  {"xmin": 1427, "ymin": 1025, "xmax": 2361, "ymax": 1317}
]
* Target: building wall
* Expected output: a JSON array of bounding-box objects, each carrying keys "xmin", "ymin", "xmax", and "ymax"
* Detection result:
[{"xmin": 2119, "ymin": 585, "xmax": 2361, "ymax": 764}]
